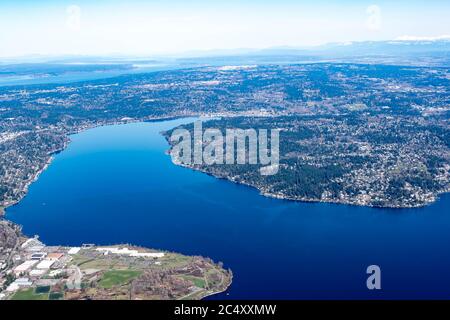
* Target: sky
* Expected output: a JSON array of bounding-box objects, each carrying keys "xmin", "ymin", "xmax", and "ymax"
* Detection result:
[{"xmin": 0, "ymin": 0, "xmax": 449, "ymax": 58}]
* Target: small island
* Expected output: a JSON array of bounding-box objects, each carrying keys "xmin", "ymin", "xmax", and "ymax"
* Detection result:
[{"xmin": 0, "ymin": 220, "xmax": 232, "ymax": 300}]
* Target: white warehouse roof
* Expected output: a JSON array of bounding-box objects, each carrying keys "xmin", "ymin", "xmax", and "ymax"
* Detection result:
[
  {"xmin": 36, "ymin": 259, "xmax": 55, "ymax": 270},
  {"xmin": 14, "ymin": 260, "xmax": 38, "ymax": 273},
  {"xmin": 68, "ymin": 247, "xmax": 81, "ymax": 255}
]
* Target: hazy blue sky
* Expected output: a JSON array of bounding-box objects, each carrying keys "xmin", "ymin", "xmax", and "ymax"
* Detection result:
[{"xmin": 1, "ymin": 0, "xmax": 449, "ymax": 57}]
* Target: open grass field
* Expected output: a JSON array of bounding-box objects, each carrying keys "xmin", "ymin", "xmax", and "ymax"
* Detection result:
[
  {"xmin": 4, "ymin": 247, "xmax": 230, "ymax": 300},
  {"xmin": 98, "ymin": 270, "xmax": 142, "ymax": 288},
  {"xmin": 182, "ymin": 275, "xmax": 206, "ymax": 288},
  {"xmin": 11, "ymin": 288, "xmax": 49, "ymax": 300}
]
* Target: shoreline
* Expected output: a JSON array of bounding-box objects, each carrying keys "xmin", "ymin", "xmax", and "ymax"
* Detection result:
[
  {"xmin": 0, "ymin": 115, "xmax": 234, "ymax": 300},
  {"xmin": 4, "ymin": 115, "xmax": 446, "ymax": 215},
  {"xmin": 198, "ymin": 271, "xmax": 233, "ymax": 300},
  {"xmin": 0, "ymin": 114, "xmax": 198, "ymax": 215},
  {"xmin": 2, "ymin": 118, "xmax": 233, "ymax": 299},
  {"xmin": 1, "ymin": 117, "xmax": 446, "ymax": 300},
  {"xmin": 169, "ymin": 161, "xmax": 449, "ymax": 210},
  {"xmin": 0, "ymin": 231, "xmax": 232, "ymax": 300},
  {"xmin": 0, "ymin": 146, "xmax": 65, "ymax": 214}
]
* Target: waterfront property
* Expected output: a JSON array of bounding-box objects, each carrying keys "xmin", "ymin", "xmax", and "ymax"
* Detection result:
[{"xmin": 6, "ymin": 119, "xmax": 450, "ymax": 299}]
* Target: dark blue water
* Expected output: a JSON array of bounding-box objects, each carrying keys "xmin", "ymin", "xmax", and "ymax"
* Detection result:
[{"xmin": 6, "ymin": 119, "xmax": 450, "ymax": 299}]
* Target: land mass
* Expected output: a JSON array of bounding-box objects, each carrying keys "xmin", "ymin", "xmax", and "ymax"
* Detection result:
[
  {"xmin": 164, "ymin": 115, "xmax": 449, "ymax": 208},
  {"xmin": 0, "ymin": 219, "xmax": 232, "ymax": 300},
  {"xmin": 0, "ymin": 61, "xmax": 449, "ymax": 211},
  {"xmin": 0, "ymin": 46, "xmax": 449, "ymax": 300}
]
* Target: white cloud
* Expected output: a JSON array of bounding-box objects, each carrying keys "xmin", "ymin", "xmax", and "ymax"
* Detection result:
[{"xmin": 366, "ymin": 5, "xmax": 382, "ymax": 31}]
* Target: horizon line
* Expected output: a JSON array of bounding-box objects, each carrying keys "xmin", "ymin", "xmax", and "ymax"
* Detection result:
[{"xmin": 1, "ymin": 35, "xmax": 450, "ymax": 62}]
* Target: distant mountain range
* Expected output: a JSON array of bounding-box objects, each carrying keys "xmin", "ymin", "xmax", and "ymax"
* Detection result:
[
  {"xmin": 177, "ymin": 38, "xmax": 450, "ymax": 58},
  {"xmin": 1, "ymin": 38, "xmax": 449, "ymax": 66}
]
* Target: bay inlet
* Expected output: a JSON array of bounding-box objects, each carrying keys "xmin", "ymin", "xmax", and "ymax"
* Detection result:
[{"xmin": 6, "ymin": 118, "xmax": 450, "ymax": 299}]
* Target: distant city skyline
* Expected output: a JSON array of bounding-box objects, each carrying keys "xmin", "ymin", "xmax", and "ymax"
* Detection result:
[{"xmin": 1, "ymin": 0, "xmax": 449, "ymax": 58}]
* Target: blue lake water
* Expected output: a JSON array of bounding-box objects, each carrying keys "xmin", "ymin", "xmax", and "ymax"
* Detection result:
[
  {"xmin": 0, "ymin": 65, "xmax": 179, "ymax": 87},
  {"xmin": 6, "ymin": 118, "xmax": 450, "ymax": 299}
]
